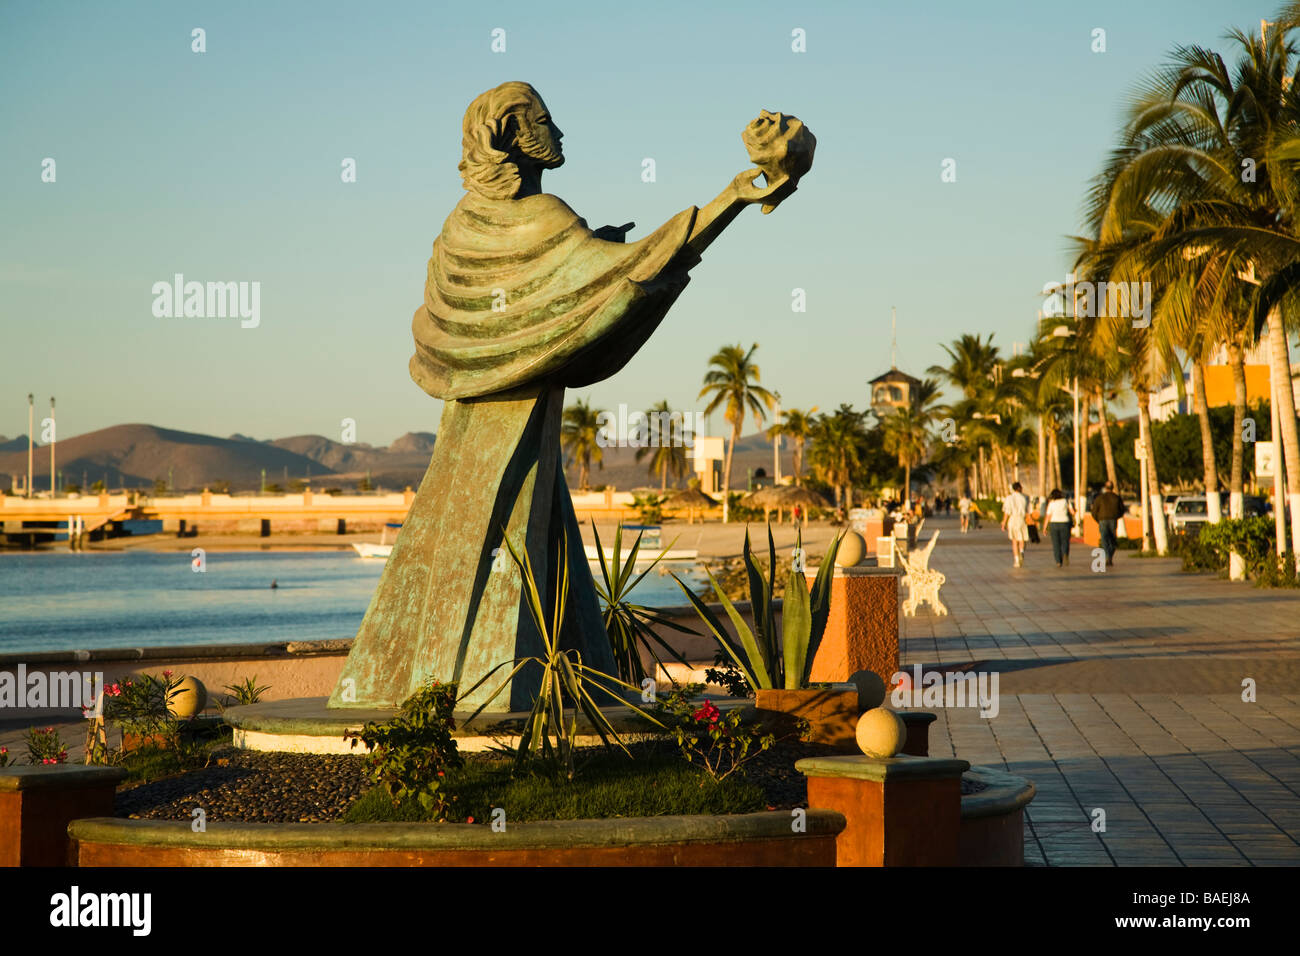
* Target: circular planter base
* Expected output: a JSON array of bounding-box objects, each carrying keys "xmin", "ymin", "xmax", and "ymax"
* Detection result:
[{"xmin": 222, "ymin": 696, "xmax": 752, "ymax": 754}]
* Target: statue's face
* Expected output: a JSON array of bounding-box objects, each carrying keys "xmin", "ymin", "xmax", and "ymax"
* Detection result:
[{"xmin": 513, "ymin": 92, "xmax": 565, "ymax": 169}]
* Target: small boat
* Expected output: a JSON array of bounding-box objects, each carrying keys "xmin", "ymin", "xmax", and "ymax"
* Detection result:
[{"xmin": 353, "ymin": 522, "xmax": 401, "ymax": 559}]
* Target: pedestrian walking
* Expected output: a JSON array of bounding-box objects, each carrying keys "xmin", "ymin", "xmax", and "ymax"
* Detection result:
[
  {"xmin": 1090, "ymin": 481, "xmax": 1124, "ymax": 567},
  {"xmin": 1001, "ymin": 481, "xmax": 1031, "ymax": 567},
  {"xmin": 958, "ymin": 493, "xmax": 972, "ymax": 533},
  {"xmin": 1045, "ymin": 489, "xmax": 1075, "ymax": 567}
]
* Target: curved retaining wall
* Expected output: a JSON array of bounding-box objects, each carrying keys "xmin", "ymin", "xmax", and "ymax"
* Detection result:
[
  {"xmin": 69, "ymin": 810, "xmax": 845, "ymax": 867},
  {"xmin": 959, "ymin": 766, "xmax": 1036, "ymax": 866}
]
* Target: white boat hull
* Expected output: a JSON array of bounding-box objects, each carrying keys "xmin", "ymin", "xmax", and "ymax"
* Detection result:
[{"xmin": 352, "ymin": 543, "xmax": 393, "ymax": 559}]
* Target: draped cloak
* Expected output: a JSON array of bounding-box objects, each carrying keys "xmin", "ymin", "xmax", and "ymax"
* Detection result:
[{"xmin": 330, "ymin": 192, "xmax": 700, "ymax": 712}]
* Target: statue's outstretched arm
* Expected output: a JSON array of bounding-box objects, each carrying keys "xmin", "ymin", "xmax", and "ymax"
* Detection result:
[{"xmin": 686, "ymin": 169, "xmax": 795, "ymax": 257}]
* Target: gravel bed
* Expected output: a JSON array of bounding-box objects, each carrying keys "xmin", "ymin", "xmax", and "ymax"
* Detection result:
[
  {"xmin": 116, "ymin": 748, "xmax": 371, "ymax": 823},
  {"xmin": 115, "ymin": 741, "xmax": 985, "ymax": 823}
]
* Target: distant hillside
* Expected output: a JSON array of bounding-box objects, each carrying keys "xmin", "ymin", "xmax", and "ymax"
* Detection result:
[
  {"xmin": 0, "ymin": 423, "xmax": 793, "ymax": 495},
  {"xmin": 0, "ymin": 424, "xmax": 334, "ymax": 492}
]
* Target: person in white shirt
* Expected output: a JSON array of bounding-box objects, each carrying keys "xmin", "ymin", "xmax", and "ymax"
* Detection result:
[
  {"xmin": 1000, "ymin": 481, "xmax": 1030, "ymax": 567},
  {"xmin": 1044, "ymin": 488, "xmax": 1076, "ymax": 567},
  {"xmin": 958, "ymin": 494, "xmax": 972, "ymax": 533}
]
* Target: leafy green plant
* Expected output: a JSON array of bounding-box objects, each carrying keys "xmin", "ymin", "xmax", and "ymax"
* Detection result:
[
  {"xmin": 0, "ymin": 745, "xmax": 13, "ymax": 767},
  {"xmin": 103, "ymin": 671, "xmax": 184, "ymax": 739},
  {"xmin": 218, "ymin": 676, "xmax": 272, "ymax": 711},
  {"xmin": 704, "ymin": 651, "xmax": 752, "ymax": 698},
  {"xmin": 347, "ymin": 678, "xmax": 464, "ymax": 817},
  {"xmin": 1197, "ymin": 518, "xmax": 1276, "ymax": 578},
  {"xmin": 591, "ymin": 521, "xmax": 696, "ymax": 687},
  {"xmin": 671, "ymin": 525, "xmax": 841, "ymax": 691},
  {"xmin": 655, "ymin": 685, "xmax": 778, "ymax": 782},
  {"xmin": 25, "ymin": 726, "xmax": 68, "ymax": 764},
  {"xmin": 466, "ymin": 528, "xmax": 664, "ymax": 779},
  {"xmin": 631, "ymin": 492, "xmax": 664, "ymax": 524}
]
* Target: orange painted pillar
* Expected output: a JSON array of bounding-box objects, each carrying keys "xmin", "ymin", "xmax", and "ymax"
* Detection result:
[
  {"xmin": 806, "ymin": 567, "xmax": 901, "ymax": 686},
  {"xmin": 798, "ymin": 755, "xmax": 969, "ymax": 866}
]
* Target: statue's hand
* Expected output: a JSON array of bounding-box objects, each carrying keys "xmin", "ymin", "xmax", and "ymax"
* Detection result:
[
  {"xmin": 592, "ymin": 221, "xmax": 636, "ymax": 242},
  {"xmin": 731, "ymin": 168, "xmax": 797, "ymax": 213}
]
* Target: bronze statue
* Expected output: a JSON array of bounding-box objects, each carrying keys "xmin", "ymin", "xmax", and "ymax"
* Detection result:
[{"xmin": 331, "ymin": 82, "xmax": 814, "ymax": 711}]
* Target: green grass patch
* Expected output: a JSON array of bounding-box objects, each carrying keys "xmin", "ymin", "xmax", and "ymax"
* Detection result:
[{"xmin": 344, "ymin": 745, "xmax": 766, "ymax": 823}]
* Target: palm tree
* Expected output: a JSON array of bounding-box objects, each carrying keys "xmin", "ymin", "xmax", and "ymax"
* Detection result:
[
  {"xmin": 808, "ymin": 405, "xmax": 870, "ymax": 511},
  {"xmin": 1088, "ymin": 15, "xmax": 1300, "ymax": 558},
  {"xmin": 699, "ymin": 344, "xmax": 776, "ymax": 522},
  {"xmin": 636, "ymin": 399, "xmax": 689, "ymax": 492},
  {"xmin": 880, "ymin": 406, "xmax": 930, "ymax": 502},
  {"xmin": 561, "ymin": 398, "xmax": 604, "ymax": 491},
  {"xmin": 767, "ymin": 406, "xmax": 818, "ymax": 485}
]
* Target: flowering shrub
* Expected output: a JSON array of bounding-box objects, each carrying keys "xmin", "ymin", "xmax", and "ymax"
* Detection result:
[
  {"xmin": 25, "ymin": 726, "xmax": 69, "ymax": 765},
  {"xmin": 348, "ymin": 679, "xmax": 463, "ymax": 818},
  {"xmin": 103, "ymin": 672, "xmax": 184, "ymax": 739},
  {"xmin": 0, "ymin": 746, "xmax": 12, "ymax": 767},
  {"xmin": 656, "ymin": 684, "xmax": 778, "ymax": 783}
]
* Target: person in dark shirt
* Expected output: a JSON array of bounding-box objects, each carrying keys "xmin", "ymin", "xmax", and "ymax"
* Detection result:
[{"xmin": 1090, "ymin": 481, "xmax": 1124, "ymax": 567}]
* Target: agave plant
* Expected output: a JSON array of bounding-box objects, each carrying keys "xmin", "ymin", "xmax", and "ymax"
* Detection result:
[
  {"xmin": 462, "ymin": 528, "xmax": 663, "ymax": 779},
  {"xmin": 671, "ymin": 525, "xmax": 840, "ymax": 691},
  {"xmin": 590, "ymin": 521, "xmax": 696, "ymax": 688}
]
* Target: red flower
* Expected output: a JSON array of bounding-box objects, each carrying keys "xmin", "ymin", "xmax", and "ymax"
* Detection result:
[
  {"xmin": 162, "ymin": 670, "xmax": 174, "ymax": 679},
  {"xmin": 692, "ymin": 701, "xmax": 721, "ymax": 725},
  {"xmin": 466, "ymin": 816, "xmax": 475, "ymax": 824}
]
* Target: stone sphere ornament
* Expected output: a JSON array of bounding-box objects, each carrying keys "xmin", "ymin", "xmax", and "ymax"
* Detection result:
[
  {"xmin": 741, "ymin": 110, "xmax": 816, "ymax": 213},
  {"xmin": 167, "ymin": 676, "xmax": 208, "ymax": 719},
  {"xmin": 835, "ymin": 531, "xmax": 867, "ymax": 567},
  {"xmin": 849, "ymin": 669, "xmax": 886, "ymax": 712},
  {"xmin": 856, "ymin": 707, "xmax": 907, "ymax": 758}
]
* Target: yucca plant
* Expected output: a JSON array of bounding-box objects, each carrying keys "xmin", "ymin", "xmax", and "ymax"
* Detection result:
[
  {"xmin": 463, "ymin": 528, "xmax": 664, "ymax": 779},
  {"xmin": 671, "ymin": 525, "xmax": 841, "ymax": 691},
  {"xmin": 590, "ymin": 521, "xmax": 696, "ymax": 688}
]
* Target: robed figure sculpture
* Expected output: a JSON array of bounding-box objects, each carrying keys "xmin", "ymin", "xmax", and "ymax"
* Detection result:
[{"xmin": 330, "ymin": 82, "xmax": 814, "ymax": 712}]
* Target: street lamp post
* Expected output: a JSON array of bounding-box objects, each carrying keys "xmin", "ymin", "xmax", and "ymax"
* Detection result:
[{"xmin": 49, "ymin": 396, "xmax": 56, "ymax": 497}]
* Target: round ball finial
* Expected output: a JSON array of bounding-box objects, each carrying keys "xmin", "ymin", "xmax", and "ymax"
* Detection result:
[
  {"xmin": 835, "ymin": 531, "xmax": 867, "ymax": 568},
  {"xmin": 856, "ymin": 707, "xmax": 906, "ymax": 757},
  {"xmin": 849, "ymin": 669, "xmax": 886, "ymax": 712},
  {"xmin": 167, "ymin": 676, "xmax": 208, "ymax": 719}
]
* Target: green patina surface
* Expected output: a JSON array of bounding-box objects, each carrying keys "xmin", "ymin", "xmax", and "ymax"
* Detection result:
[
  {"xmin": 0, "ymin": 765, "xmax": 127, "ymax": 791},
  {"xmin": 795, "ymin": 754, "xmax": 971, "ymax": 782},
  {"xmin": 327, "ymin": 82, "xmax": 808, "ymax": 714},
  {"xmin": 68, "ymin": 809, "xmax": 846, "ymax": 850}
]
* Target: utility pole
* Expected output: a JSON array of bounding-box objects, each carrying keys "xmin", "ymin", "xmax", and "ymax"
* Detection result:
[
  {"xmin": 49, "ymin": 396, "xmax": 56, "ymax": 496},
  {"xmin": 773, "ymin": 391, "xmax": 782, "ymax": 484},
  {"xmin": 26, "ymin": 393, "xmax": 34, "ymax": 497}
]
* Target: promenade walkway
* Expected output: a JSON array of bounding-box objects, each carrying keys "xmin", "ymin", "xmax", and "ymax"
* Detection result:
[{"xmin": 908, "ymin": 515, "xmax": 1300, "ymax": 866}]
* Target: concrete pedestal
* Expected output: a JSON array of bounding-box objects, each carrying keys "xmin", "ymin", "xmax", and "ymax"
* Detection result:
[
  {"xmin": 797, "ymin": 754, "xmax": 969, "ymax": 867},
  {"xmin": 806, "ymin": 566, "xmax": 901, "ymax": 685}
]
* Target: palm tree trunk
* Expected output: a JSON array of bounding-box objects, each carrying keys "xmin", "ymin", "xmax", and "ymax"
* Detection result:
[
  {"xmin": 1227, "ymin": 346, "xmax": 1247, "ymax": 520},
  {"xmin": 721, "ymin": 422, "xmax": 739, "ymax": 523},
  {"xmin": 1048, "ymin": 428, "xmax": 1062, "ymax": 492},
  {"xmin": 1037, "ymin": 413, "xmax": 1047, "ymax": 499},
  {"xmin": 1096, "ymin": 387, "xmax": 1118, "ymax": 489},
  {"xmin": 1136, "ymin": 387, "xmax": 1169, "ymax": 555},
  {"xmin": 904, "ymin": 461, "xmax": 911, "ymax": 503},
  {"xmin": 794, "ymin": 438, "xmax": 805, "ymax": 486},
  {"xmin": 1079, "ymin": 408, "xmax": 1089, "ymax": 498},
  {"xmin": 1192, "ymin": 361, "xmax": 1222, "ymax": 523},
  {"xmin": 1266, "ymin": 307, "xmax": 1300, "ymax": 560}
]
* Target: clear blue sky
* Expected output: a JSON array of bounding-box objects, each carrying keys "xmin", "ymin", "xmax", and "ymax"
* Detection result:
[{"xmin": 0, "ymin": 0, "xmax": 1257, "ymax": 446}]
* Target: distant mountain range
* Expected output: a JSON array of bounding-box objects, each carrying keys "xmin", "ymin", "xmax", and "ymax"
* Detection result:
[{"xmin": 0, "ymin": 424, "xmax": 791, "ymax": 494}]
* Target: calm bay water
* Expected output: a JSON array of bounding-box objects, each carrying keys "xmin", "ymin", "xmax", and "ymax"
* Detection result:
[{"xmin": 0, "ymin": 551, "xmax": 703, "ymax": 655}]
